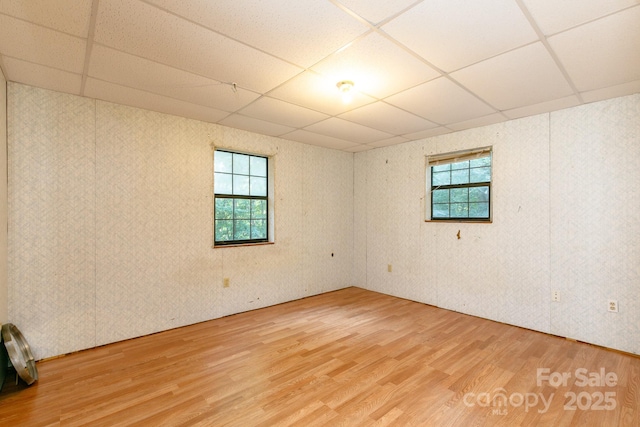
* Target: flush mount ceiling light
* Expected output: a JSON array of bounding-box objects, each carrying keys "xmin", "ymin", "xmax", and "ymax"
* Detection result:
[{"xmin": 336, "ymin": 80, "xmax": 355, "ymax": 104}]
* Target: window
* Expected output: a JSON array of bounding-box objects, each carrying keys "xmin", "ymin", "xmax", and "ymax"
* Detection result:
[
  {"xmin": 428, "ymin": 147, "xmax": 492, "ymax": 221},
  {"xmin": 214, "ymin": 150, "xmax": 268, "ymax": 245}
]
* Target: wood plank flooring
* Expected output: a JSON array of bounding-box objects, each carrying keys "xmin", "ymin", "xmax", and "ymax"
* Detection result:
[{"xmin": 0, "ymin": 287, "xmax": 638, "ymax": 426}]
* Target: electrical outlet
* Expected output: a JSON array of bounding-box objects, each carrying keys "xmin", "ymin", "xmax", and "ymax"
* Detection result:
[
  {"xmin": 387, "ymin": 264, "xmax": 392, "ymax": 273},
  {"xmin": 223, "ymin": 278, "xmax": 230, "ymax": 288},
  {"xmin": 552, "ymin": 291, "xmax": 560, "ymax": 302},
  {"xmin": 608, "ymin": 299, "xmax": 618, "ymax": 313}
]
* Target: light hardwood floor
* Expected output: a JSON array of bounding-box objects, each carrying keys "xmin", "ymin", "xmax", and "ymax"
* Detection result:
[{"xmin": 0, "ymin": 287, "xmax": 638, "ymax": 426}]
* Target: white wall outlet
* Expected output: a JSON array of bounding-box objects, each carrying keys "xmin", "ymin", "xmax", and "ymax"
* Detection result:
[
  {"xmin": 608, "ymin": 299, "xmax": 618, "ymax": 313},
  {"xmin": 552, "ymin": 291, "xmax": 560, "ymax": 302}
]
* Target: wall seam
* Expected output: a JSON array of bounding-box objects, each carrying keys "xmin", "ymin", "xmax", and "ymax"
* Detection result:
[
  {"xmin": 547, "ymin": 111, "xmax": 553, "ymax": 336},
  {"xmin": 93, "ymin": 99, "xmax": 97, "ymax": 349}
]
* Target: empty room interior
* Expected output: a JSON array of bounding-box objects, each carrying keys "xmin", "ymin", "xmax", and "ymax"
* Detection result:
[{"xmin": 0, "ymin": 0, "xmax": 639, "ymax": 425}]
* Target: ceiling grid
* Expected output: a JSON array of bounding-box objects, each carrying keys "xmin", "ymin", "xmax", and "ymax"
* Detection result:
[{"xmin": 0, "ymin": 0, "xmax": 637, "ymax": 152}]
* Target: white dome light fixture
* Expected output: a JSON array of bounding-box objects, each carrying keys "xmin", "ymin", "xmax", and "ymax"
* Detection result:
[{"xmin": 336, "ymin": 80, "xmax": 355, "ymax": 104}]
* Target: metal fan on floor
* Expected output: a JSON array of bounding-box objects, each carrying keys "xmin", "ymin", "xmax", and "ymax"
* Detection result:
[{"xmin": 1, "ymin": 323, "xmax": 38, "ymax": 387}]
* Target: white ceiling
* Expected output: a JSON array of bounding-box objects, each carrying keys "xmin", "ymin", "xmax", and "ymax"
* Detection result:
[{"xmin": 1, "ymin": 0, "xmax": 639, "ymax": 152}]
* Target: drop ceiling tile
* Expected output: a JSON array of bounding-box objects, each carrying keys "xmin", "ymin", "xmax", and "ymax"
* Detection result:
[
  {"xmin": 146, "ymin": 0, "xmax": 368, "ymax": 68},
  {"xmin": 382, "ymin": 0, "xmax": 537, "ymax": 72},
  {"xmin": 311, "ymin": 32, "xmax": 440, "ymax": 99},
  {"xmin": 447, "ymin": 113, "xmax": 507, "ymax": 132},
  {"xmin": 219, "ymin": 114, "xmax": 294, "ymax": 137},
  {"xmin": 268, "ymin": 71, "xmax": 376, "ymax": 116},
  {"xmin": 386, "ymin": 78, "xmax": 495, "ymax": 125},
  {"xmin": 581, "ymin": 79, "xmax": 640, "ymax": 104},
  {"xmin": 94, "ymin": 0, "xmax": 302, "ymax": 93},
  {"xmin": 2, "ymin": 56, "xmax": 82, "ymax": 94},
  {"xmin": 336, "ymin": 0, "xmax": 421, "ymax": 25},
  {"xmin": 521, "ymin": 0, "xmax": 638, "ymax": 35},
  {"xmin": 238, "ymin": 97, "xmax": 329, "ymax": 128},
  {"xmin": 339, "ymin": 102, "xmax": 437, "ymax": 135},
  {"xmin": 403, "ymin": 127, "xmax": 452, "ymax": 141},
  {"xmin": 451, "ymin": 43, "xmax": 575, "ymax": 111},
  {"xmin": 548, "ymin": 7, "xmax": 640, "ymax": 92},
  {"xmin": 0, "ymin": 15, "xmax": 86, "ymax": 73},
  {"xmin": 304, "ymin": 118, "xmax": 393, "ymax": 144},
  {"xmin": 366, "ymin": 136, "xmax": 411, "ymax": 148},
  {"xmin": 281, "ymin": 130, "xmax": 361, "ymax": 151},
  {"xmin": 85, "ymin": 78, "xmax": 230, "ymax": 124},
  {"xmin": 88, "ymin": 45, "xmax": 259, "ymax": 112},
  {"xmin": 503, "ymin": 95, "xmax": 581, "ymax": 120},
  {"xmin": 0, "ymin": 0, "xmax": 93, "ymax": 37},
  {"xmin": 344, "ymin": 144, "xmax": 374, "ymax": 153}
]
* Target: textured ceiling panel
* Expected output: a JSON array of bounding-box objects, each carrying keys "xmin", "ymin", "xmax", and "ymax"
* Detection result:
[
  {"xmin": 85, "ymin": 78, "xmax": 230, "ymax": 124},
  {"xmin": 268, "ymin": 71, "xmax": 376, "ymax": 116},
  {"xmin": 382, "ymin": 0, "xmax": 538, "ymax": 72},
  {"xmin": 338, "ymin": 102, "xmax": 437, "ymax": 135},
  {"xmin": 2, "ymin": 57, "xmax": 82, "ymax": 95},
  {"xmin": 548, "ymin": 7, "xmax": 640, "ymax": 92},
  {"xmin": 521, "ymin": 0, "xmax": 638, "ymax": 35},
  {"xmin": 1, "ymin": 0, "xmax": 638, "ymax": 152},
  {"xmin": 386, "ymin": 78, "xmax": 496, "ymax": 125},
  {"xmin": 0, "ymin": 15, "xmax": 86, "ymax": 73},
  {"xmin": 304, "ymin": 117, "xmax": 393, "ymax": 144},
  {"xmin": 218, "ymin": 114, "xmax": 294, "ymax": 137},
  {"xmin": 93, "ymin": 0, "xmax": 302, "ymax": 92},
  {"xmin": 281, "ymin": 129, "xmax": 360, "ymax": 151},
  {"xmin": 238, "ymin": 97, "xmax": 330, "ymax": 129},
  {"xmin": 88, "ymin": 45, "xmax": 260, "ymax": 112},
  {"xmin": 146, "ymin": 0, "xmax": 368, "ymax": 68},
  {"xmin": 311, "ymin": 32, "xmax": 440, "ymax": 99},
  {"xmin": 336, "ymin": 0, "xmax": 419, "ymax": 25},
  {"xmin": 450, "ymin": 43, "xmax": 575, "ymax": 110},
  {"xmin": 0, "ymin": 0, "xmax": 93, "ymax": 37}
]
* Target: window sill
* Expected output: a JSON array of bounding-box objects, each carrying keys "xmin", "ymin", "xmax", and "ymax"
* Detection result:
[
  {"xmin": 425, "ymin": 219, "xmax": 492, "ymax": 224},
  {"xmin": 213, "ymin": 241, "xmax": 275, "ymax": 249}
]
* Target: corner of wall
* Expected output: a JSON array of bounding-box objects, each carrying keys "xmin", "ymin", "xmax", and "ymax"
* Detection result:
[{"xmin": 0, "ymin": 67, "xmax": 7, "ymax": 324}]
